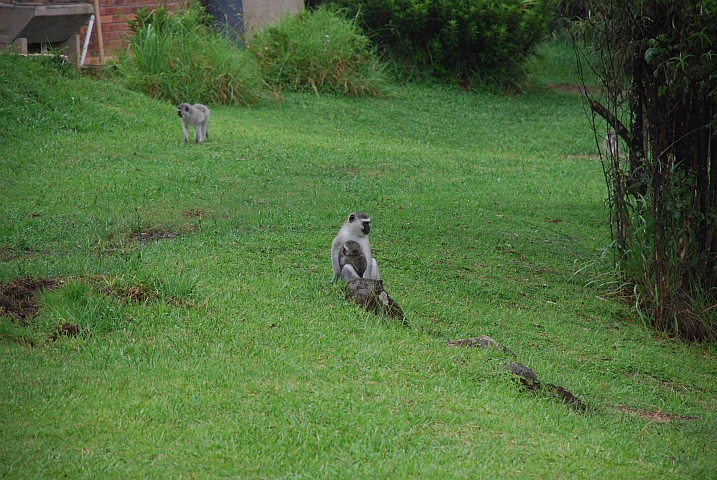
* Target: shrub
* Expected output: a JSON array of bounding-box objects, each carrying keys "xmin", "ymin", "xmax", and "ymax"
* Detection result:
[
  {"xmin": 330, "ymin": 0, "xmax": 556, "ymax": 88},
  {"xmin": 113, "ymin": 1, "xmax": 266, "ymax": 106},
  {"xmin": 246, "ymin": 7, "xmax": 390, "ymax": 97}
]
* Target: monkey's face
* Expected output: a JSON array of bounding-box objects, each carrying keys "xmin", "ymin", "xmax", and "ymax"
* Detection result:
[
  {"xmin": 177, "ymin": 104, "xmax": 190, "ymax": 118},
  {"xmin": 348, "ymin": 212, "xmax": 371, "ymax": 235}
]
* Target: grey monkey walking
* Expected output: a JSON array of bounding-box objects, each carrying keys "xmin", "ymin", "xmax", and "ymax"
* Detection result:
[{"xmin": 177, "ymin": 103, "xmax": 210, "ymax": 143}]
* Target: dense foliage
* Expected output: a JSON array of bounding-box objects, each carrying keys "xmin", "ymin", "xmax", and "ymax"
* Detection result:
[
  {"xmin": 576, "ymin": 0, "xmax": 717, "ymax": 340},
  {"xmin": 328, "ymin": 0, "xmax": 556, "ymax": 87},
  {"xmin": 246, "ymin": 7, "xmax": 389, "ymax": 97},
  {"xmin": 113, "ymin": 1, "xmax": 266, "ymax": 106}
]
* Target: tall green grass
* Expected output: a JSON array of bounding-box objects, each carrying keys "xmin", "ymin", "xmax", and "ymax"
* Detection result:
[
  {"xmin": 111, "ymin": 1, "xmax": 266, "ymax": 106},
  {"xmin": 247, "ymin": 7, "xmax": 390, "ymax": 96}
]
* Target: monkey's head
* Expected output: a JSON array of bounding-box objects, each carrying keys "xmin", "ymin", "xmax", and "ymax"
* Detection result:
[
  {"xmin": 177, "ymin": 103, "xmax": 190, "ymax": 118},
  {"xmin": 342, "ymin": 241, "xmax": 362, "ymax": 257},
  {"xmin": 347, "ymin": 212, "xmax": 371, "ymax": 235}
]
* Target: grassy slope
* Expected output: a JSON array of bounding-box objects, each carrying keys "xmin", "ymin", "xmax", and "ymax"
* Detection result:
[{"xmin": 1, "ymin": 54, "xmax": 715, "ymax": 479}]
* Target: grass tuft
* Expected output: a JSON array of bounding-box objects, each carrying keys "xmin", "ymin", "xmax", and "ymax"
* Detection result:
[
  {"xmin": 246, "ymin": 6, "xmax": 390, "ymax": 97},
  {"xmin": 110, "ymin": 1, "xmax": 267, "ymax": 106}
]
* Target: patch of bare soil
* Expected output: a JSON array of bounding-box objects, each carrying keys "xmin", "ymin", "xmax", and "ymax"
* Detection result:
[
  {"xmin": 50, "ymin": 321, "xmax": 87, "ymax": 341},
  {"xmin": 616, "ymin": 405, "xmax": 701, "ymax": 423},
  {"xmin": 0, "ymin": 277, "xmax": 61, "ymax": 325},
  {"xmin": 131, "ymin": 229, "xmax": 178, "ymax": 244},
  {"xmin": 183, "ymin": 208, "xmax": 207, "ymax": 219},
  {"xmin": 81, "ymin": 274, "xmax": 154, "ymax": 304},
  {"xmin": 123, "ymin": 285, "xmax": 150, "ymax": 303},
  {"xmin": 0, "ymin": 245, "xmax": 17, "ymax": 262},
  {"xmin": 547, "ymin": 83, "xmax": 602, "ymax": 96},
  {"xmin": 565, "ymin": 153, "xmax": 601, "ymax": 162}
]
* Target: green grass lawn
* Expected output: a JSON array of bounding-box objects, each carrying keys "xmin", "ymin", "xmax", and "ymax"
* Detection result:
[{"xmin": 1, "ymin": 53, "xmax": 715, "ymax": 479}]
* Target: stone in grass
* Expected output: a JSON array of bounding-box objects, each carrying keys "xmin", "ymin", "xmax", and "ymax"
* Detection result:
[
  {"xmin": 504, "ymin": 361, "xmax": 539, "ymax": 389},
  {"xmin": 447, "ymin": 335, "xmax": 515, "ymax": 356},
  {"xmin": 544, "ymin": 383, "xmax": 586, "ymax": 412},
  {"xmin": 344, "ymin": 278, "xmax": 405, "ymax": 322},
  {"xmin": 504, "ymin": 362, "xmax": 586, "ymax": 412}
]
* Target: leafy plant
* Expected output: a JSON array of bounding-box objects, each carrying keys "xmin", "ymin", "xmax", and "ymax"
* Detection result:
[
  {"xmin": 329, "ymin": 0, "xmax": 557, "ymax": 88},
  {"xmin": 113, "ymin": 0, "xmax": 266, "ymax": 106},
  {"xmin": 246, "ymin": 6, "xmax": 390, "ymax": 96}
]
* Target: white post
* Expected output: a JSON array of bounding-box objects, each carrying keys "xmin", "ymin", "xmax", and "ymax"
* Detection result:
[{"xmin": 80, "ymin": 14, "xmax": 95, "ymax": 67}]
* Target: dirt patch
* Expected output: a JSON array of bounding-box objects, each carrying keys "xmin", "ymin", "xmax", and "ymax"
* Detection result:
[
  {"xmin": 123, "ymin": 285, "xmax": 150, "ymax": 303},
  {"xmin": 103, "ymin": 280, "xmax": 153, "ymax": 304},
  {"xmin": 0, "ymin": 277, "xmax": 61, "ymax": 325},
  {"xmin": 547, "ymin": 83, "xmax": 601, "ymax": 96},
  {"xmin": 565, "ymin": 153, "xmax": 601, "ymax": 162},
  {"xmin": 616, "ymin": 405, "xmax": 701, "ymax": 423},
  {"xmin": 131, "ymin": 229, "xmax": 178, "ymax": 244},
  {"xmin": 0, "ymin": 245, "xmax": 18, "ymax": 262},
  {"xmin": 50, "ymin": 321, "xmax": 87, "ymax": 341},
  {"xmin": 183, "ymin": 209, "xmax": 207, "ymax": 219},
  {"xmin": 82, "ymin": 274, "xmax": 154, "ymax": 304}
]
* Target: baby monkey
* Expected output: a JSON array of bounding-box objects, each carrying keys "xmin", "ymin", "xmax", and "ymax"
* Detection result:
[
  {"xmin": 338, "ymin": 240, "xmax": 367, "ymax": 278},
  {"xmin": 177, "ymin": 103, "xmax": 210, "ymax": 143}
]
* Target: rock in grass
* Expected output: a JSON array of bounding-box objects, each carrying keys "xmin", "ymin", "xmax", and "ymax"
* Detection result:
[
  {"xmin": 505, "ymin": 361, "xmax": 539, "ymax": 389},
  {"xmin": 544, "ymin": 383, "xmax": 586, "ymax": 412},
  {"xmin": 504, "ymin": 361, "xmax": 586, "ymax": 412},
  {"xmin": 344, "ymin": 278, "xmax": 405, "ymax": 322},
  {"xmin": 447, "ymin": 335, "xmax": 515, "ymax": 356}
]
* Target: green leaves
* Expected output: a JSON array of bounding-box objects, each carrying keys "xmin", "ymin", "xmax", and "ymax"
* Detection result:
[
  {"xmin": 116, "ymin": 0, "xmax": 266, "ymax": 106},
  {"xmin": 332, "ymin": 0, "xmax": 556, "ymax": 87}
]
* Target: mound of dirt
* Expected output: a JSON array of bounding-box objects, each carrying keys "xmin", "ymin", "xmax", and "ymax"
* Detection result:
[
  {"xmin": 131, "ymin": 230, "xmax": 177, "ymax": 244},
  {"xmin": 0, "ymin": 277, "xmax": 61, "ymax": 325},
  {"xmin": 447, "ymin": 335, "xmax": 515, "ymax": 356}
]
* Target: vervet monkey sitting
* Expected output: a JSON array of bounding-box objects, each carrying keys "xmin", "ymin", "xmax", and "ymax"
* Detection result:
[
  {"xmin": 331, "ymin": 212, "xmax": 380, "ymax": 283},
  {"xmin": 177, "ymin": 103, "xmax": 210, "ymax": 143}
]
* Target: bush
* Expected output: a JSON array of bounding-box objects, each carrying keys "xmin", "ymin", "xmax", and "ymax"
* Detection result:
[
  {"xmin": 112, "ymin": 1, "xmax": 266, "ymax": 106},
  {"xmin": 330, "ymin": 0, "xmax": 556, "ymax": 88},
  {"xmin": 246, "ymin": 7, "xmax": 390, "ymax": 97}
]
